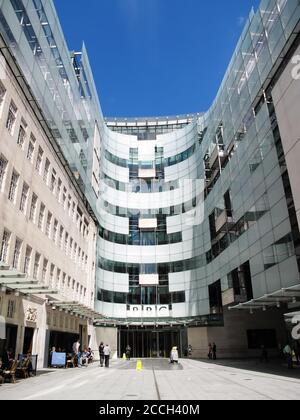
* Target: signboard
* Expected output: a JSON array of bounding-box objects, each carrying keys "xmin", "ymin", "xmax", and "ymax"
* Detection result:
[
  {"xmin": 51, "ymin": 352, "xmax": 66, "ymax": 367},
  {"xmin": 127, "ymin": 305, "xmax": 170, "ymax": 319},
  {"xmin": 139, "ymin": 274, "xmax": 159, "ymax": 286}
]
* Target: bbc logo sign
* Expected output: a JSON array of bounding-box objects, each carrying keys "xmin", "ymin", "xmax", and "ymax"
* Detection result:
[{"xmin": 0, "ymin": 316, "xmax": 5, "ymax": 340}]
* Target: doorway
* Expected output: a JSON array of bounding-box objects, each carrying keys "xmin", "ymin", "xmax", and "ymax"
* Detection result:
[
  {"xmin": 23, "ymin": 327, "xmax": 35, "ymax": 354},
  {"xmin": 118, "ymin": 327, "xmax": 187, "ymax": 358}
]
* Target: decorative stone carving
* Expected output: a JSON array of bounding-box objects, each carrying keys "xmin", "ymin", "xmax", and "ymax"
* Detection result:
[{"xmin": 26, "ymin": 307, "xmax": 38, "ymax": 323}]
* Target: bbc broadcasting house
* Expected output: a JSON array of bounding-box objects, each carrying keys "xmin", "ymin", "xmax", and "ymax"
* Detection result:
[{"xmin": 0, "ymin": 0, "xmax": 300, "ymax": 368}]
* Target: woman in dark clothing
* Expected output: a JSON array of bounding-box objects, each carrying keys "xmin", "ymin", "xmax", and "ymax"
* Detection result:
[{"xmin": 99, "ymin": 342, "xmax": 105, "ymax": 367}]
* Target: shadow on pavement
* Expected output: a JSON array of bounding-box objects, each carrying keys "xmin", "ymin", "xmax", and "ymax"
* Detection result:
[{"xmin": 193, "ymin": 358, "xmax": 300, "ymax": 380}]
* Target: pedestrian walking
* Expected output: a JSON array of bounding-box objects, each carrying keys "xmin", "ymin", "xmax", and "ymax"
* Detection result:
[
  {"xmin": 72, "ymin": 339, "xmax": 81, "ymax": 368},
  {"xmin": 104, "ymin": 344, "xmax": 111, "ymax": 368},
  {"xmin": 283, "ymin": 343, "xmax": 293, "ymax": 369},
  {"xmin": 99, "ymin": 342, "xmax": 105, "ymax": 367},
  {"xmin": 125, "ymin": 344, "xmax": 131, "ymax": 361},
  {"xmin": 208, "ymin": 343, "xmax": 213, "ymax": 360},
  {"xmin": 212, "ymin": 343, "xmax": 217, "ymax": 361},
  {"xmin": 170, "ymin": 347, "xmax": 179, "ymax": 364}
]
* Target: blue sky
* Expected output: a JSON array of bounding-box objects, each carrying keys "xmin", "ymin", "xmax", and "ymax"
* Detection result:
[{"xmin": 54, "ymin": 0, "xmax": 260, "ymax": 117}]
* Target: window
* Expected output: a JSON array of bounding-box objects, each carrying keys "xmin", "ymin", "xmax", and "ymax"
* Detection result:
[
  {"xmin": 43, "ymin": 158, "xmax": 50, "ymax": 183},
  {"xmin": 74, "ymin": 243, "xmax": 77, "ymax": 263},
  {"xmin": 72, "ymin": 202, "xmax": 76, "ymax": 220},
  {"xmin": 17, "ymin": 120, "xmax": 27, "ymax": 148},
  {"xmin": 24, "ymin": 246, "xmax": 32, "ymax": 275},
  {"xmin": 0, "ymin": 156, "xmax": 8, "ymax": 191},
  {"xmin": 19, "ymin": 182, "xmax": 29, "ymax": 214},
  {"xmin": 35, "ymin": 147, "xmax": 44, "ymax": 173},
  {"xmin": 0, "ymin": 81, "xmax": 6, "ymax": 107},
  {"xmin": 46, "ymin": 212, "xmax": 52, "ymax": 237},
  {"xmin": 56, "ymin": 268, "xmax": 61, "ymax": 290},
  {"xmin": 57, "ymin": 178, "xmax": 62, "ymax": 201},
  {"xmin": 6, "ymin": 101, "xmax": 17, "ymax": 133},
  {"xmin": 0, "ymin": 230, "xmax": 11, "ymax": 263},
  {"xmin": 50, "ymin": 169, "xmax": 56, "ymax": 193},
  {"xmin": 8, "ymin": 170, "xmax": 19, "ymax": 203},
  {"xmin": 27, "ymin": 135, "xmax": 36, "ymax": 162},
  {"xmin": 12, "ymin": 238, "xmax": 22, "ymax": 269},
  {"xmin": 59, "ymin": 226, "xmax": 64, "ymax": 249},
  {"xmin": 33, "ymin": 253, "xmax": 41, "ymax": 280},
  {"xmin": 50, "ymin": 264, "xmax": 55, "ymax": 288},
  {"xmin": 67, "ymin": 195, "xmax": 71, "ymax": 214},
  {"xmin": 62, "ymin": 187, "xmax": 67, "ymax": 208},
  {"xmin": 7, "ymin": 300, "xmax": 16, "ymax": 319},
  {"xmin": 64, "ymin": 232, "xmax": 69, "ymax": 255},
  {"xmin": 29, "ymin": 193, "xmax": 38, "ymax": 222},
  {"xmin": 53, "ymin": 219, "xmax": 58, "ymax": 243},
  {"xmin": 69, "ymin": 238, "xmax": 73, "ymax": 259},
  {"xmin": 42, "ymin": 259, "xmax": 48, "ymax": 283},
  {"xmin": 38, "ymin": 203, "xmax": 45, "ymax": 230}
]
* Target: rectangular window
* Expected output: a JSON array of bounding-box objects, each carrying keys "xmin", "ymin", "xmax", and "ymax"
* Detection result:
[
  {"xmin": 12, "ymin": 238, "xmax": 22, "ymax": 270},
  {"xmin": 7, "ymin": 300, "xmax": 16, "ymax": 319},
  {"xmin": 38, "ymin": 203, "xmax": 45, "ymax": 230},
  {"xmin": 49, "ymin": 264, "xmax": 55, "ymax": 288},
  {"xmin": 6, "ymin": 101, "xmax": 17, "ymax": 133},
  {"xmin": 0, "ymin": 156, "xmax": 8, "ymax": 191},
  {"xmin": 29, "ymin": 193, "xmax": 38, "ymax": 222},
  {"xmin": 64, "ymin": 232, "xmax": 69, "ymax": 255},
  {"xmin": 46, "ymin": 212, "xmax": 52, "ymax": 237},
  {"xmin": 42, "ymin": 258, "xmax": 48, "ymax": 283},
  {"xmin": 35, "ymin": 147, "xmax": 44, "ymax": 173},
  {"xmin": 19, "ymin": 182, "xmax": 29, "ymax": 214},
  {"xmin": 24, "ymin": 246, "xmax": 32, "ymax": 275},
  {"xmin": 0, "ymin": 230, "xmax": 11, "ymax": 263},
  {"xmin": 8, "ymin": 170, "xmax": 19, "ymax": 203},
  {"xmin": 67, "ymin": 195, "xmax": 71, "ymax": 214},
  {"xmin": 62, "ymin": 187, "xmax": 67, "ymax": 208},
  {"xmin": 56, "ymin": 268, "xmax": 61, "ymax": 290},
  {"xmin": 53, "ymin": 219, "xmax": 58, "ymax": 243},
  {"xmin": 59, "ymin": 226, "xmax": 64, "ymax": 249},
  {"xmin": 43, "ymin": 158, "xmax": 50, "ymax": 184},
  {"xmin": 57, "ymin": 178, "xmax": 62, "ymax": 201},
  {"xmin": 69, "ymin": 238, "xmax": 73, "ymax": 259},
  {"xmin": 17, "ymin": 120, "xmax": 27, "ymax": 148},
  {"xmin": 33, "ymin": 253, "xmax": 41, "ymax": 280},
  {"xmin": 50, "ymin": 169, "xmax": 56, "ymax": 193},
  {"xmin": 27, "ymin": 134, "xmax": 36, "ymax": 162},
  {"xmin": 0, "ymin": 81, "xmax": 6, "ymax": 107}
]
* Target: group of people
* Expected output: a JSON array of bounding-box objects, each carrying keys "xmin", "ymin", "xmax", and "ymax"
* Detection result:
[
  {"xmin": 72, "ymin": 341, "xmax": 94, "ymax": 367},
  {"xmin": 99, "ymin": 343, "xmax": 111, "ymax": 368}
]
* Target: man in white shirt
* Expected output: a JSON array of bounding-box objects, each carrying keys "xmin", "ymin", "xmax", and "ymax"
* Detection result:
[
  {"xmin": 72, "ymin": 340, "xmax": 81, "ymax": 368},
  {"xmin": 104, "ymin": 344, "xmax": 111, "ymax": 368}
]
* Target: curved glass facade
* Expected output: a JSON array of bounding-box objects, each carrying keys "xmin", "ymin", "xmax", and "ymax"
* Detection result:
[{"xmin": 1, "ymin": 0, "xmax": 300, "ymax": 338}]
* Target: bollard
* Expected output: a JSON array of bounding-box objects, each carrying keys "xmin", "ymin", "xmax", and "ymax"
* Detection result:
[
  {"xmin": 123, "ymin": 353, "xmax": 127, "ymax": 360},
  {"xmin": 136, "ymin": 359, "xmax": 143, "ymax": 371}
]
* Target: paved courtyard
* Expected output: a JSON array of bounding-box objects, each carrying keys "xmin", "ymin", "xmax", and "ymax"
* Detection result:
[{"xmin": 0, "ymin": 359, "xmax": 300, "ymax": 400}]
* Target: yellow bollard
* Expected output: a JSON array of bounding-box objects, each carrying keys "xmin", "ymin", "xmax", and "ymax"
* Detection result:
[
  {"xmin": 123, "ymin": 353, "xmax": 127, "ymax": 360},
  {"xmin": 136, "ymin": 359, "xmax": 143, "ymax": 371}
]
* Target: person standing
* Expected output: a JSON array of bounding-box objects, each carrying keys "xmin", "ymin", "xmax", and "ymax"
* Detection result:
[
  {"xmin": 99, "ymin": 342, "xmax": 105, "ymax": 367},
  {"xmin": 73, "ymin": 340, "xmax": 81, "ymax": 368},
  {"xmin": 212, "ymin": 343, "xmax": 217, "ymax": 361},
  {"xmin": 283, "ymin": 343, "xmax": 293, "ymax": 369},
  {"xmin": 104, "ymin": 344, "xmax": 111, "ymax": 368}
]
